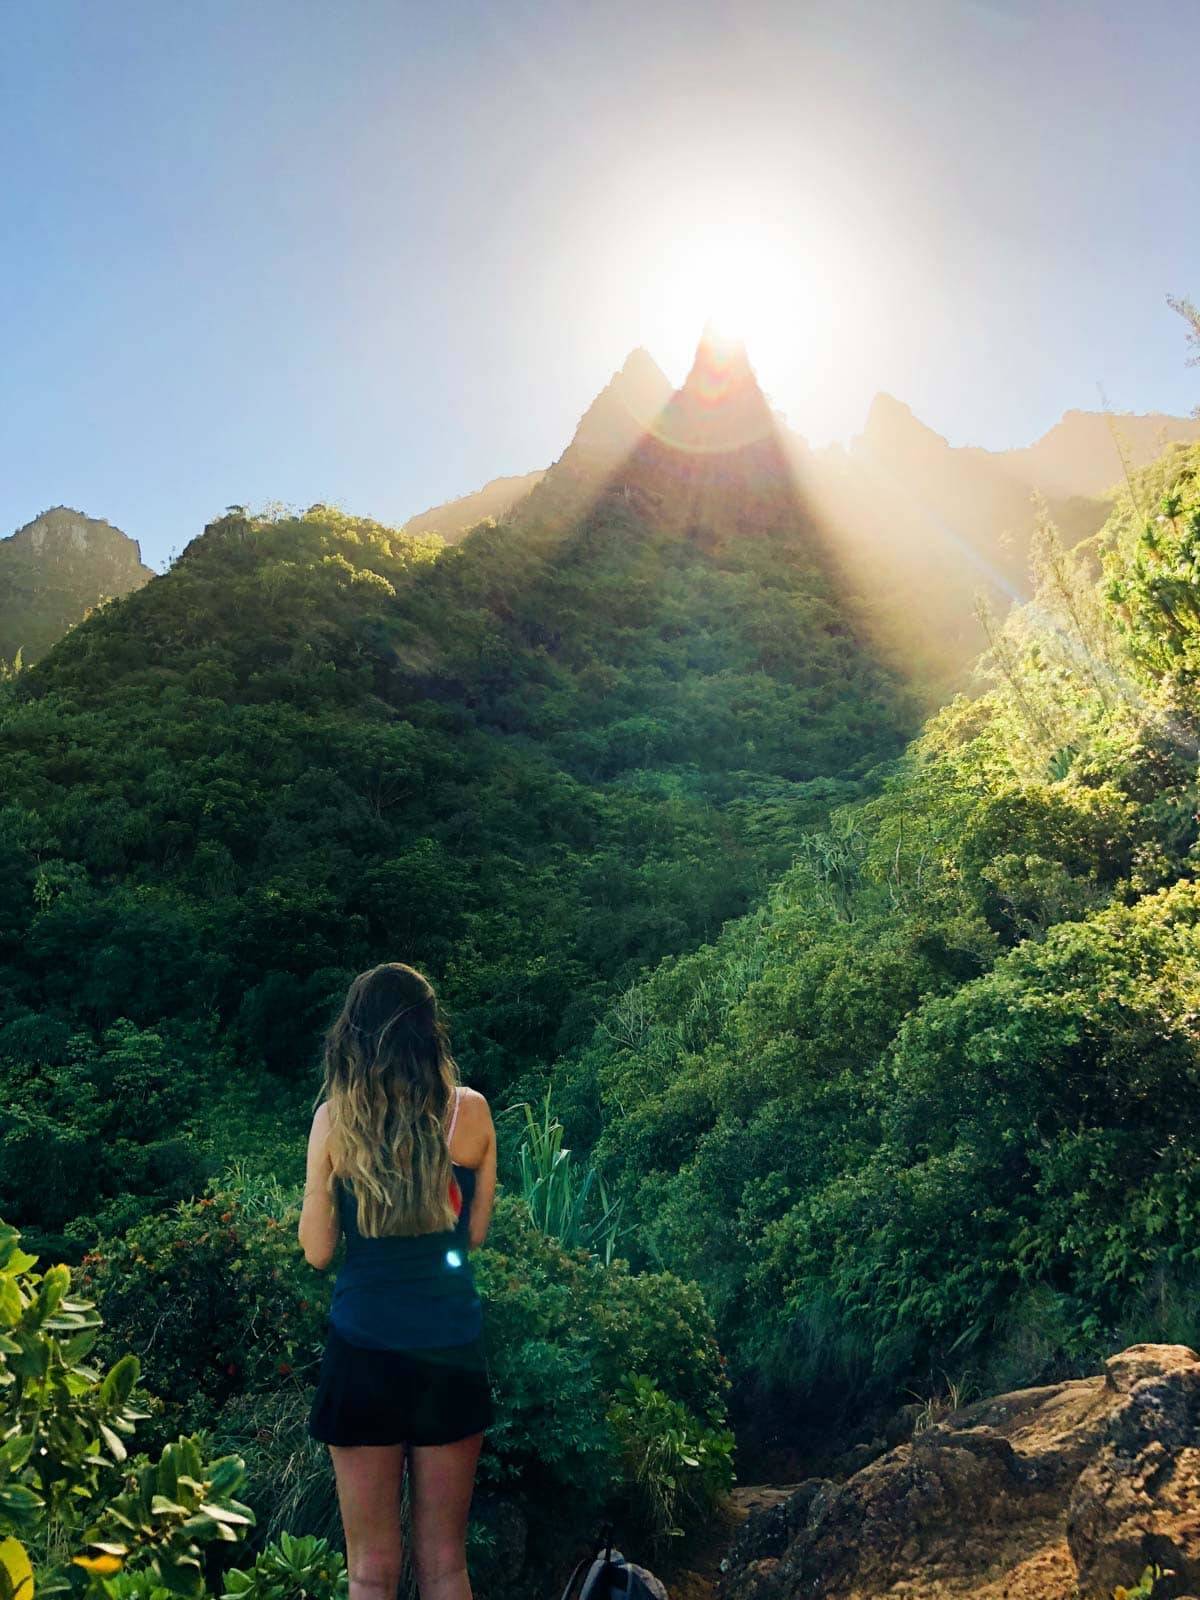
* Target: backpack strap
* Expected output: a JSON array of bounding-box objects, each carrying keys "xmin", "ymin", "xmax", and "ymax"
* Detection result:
[
  {"xmin": 558, "ymin": 1552, "xmax": 600, "ymax": 1600},
  {"xmin": 558, "ymin": 1529, "xmax": 616, "ymax": 1600}
]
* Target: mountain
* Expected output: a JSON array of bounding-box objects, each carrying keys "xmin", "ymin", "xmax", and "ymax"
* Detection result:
[
  {"xmin": 404, "ymin": 469, "xmax": 545, "ymax": 543},
  {"xmin": 791, "ymin": 396, "xmax": 1113, "ymax": 695},
  {"xmin": 410, "ymin": 379, "xmax": 1199, "ymax": 700},
  {"xmin": 0, "ymin": 336, "xmax": 913, "ymax": 1246},
  {"xmin": 0, "ymin": 506, "xmax": 154, "ymax": 666},
  {"xmin": 404, "ymin": 347, "xmax": 673, "ymax": 537},
  {"xmin": 996, "ymin": 406, "xmax": 1200, "ymax": 498}
]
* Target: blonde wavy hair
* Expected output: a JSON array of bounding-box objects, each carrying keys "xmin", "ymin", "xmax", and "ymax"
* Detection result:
[{"xmin": 322, "ymin": 962, "xmax": 460, "ymax": 1237}]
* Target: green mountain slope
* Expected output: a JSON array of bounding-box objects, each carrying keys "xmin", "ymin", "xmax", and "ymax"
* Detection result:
[
  {"xmin": 0, "ymin": 338, "xmax": 913, "ymax": 1245},
  {"xmin": 412, "ymin": 385, "xmax": 1200, "ymax": 701},
  {"xmin": 566, "ymin": 438, "xmax": 1200, "ymax": 1437}
]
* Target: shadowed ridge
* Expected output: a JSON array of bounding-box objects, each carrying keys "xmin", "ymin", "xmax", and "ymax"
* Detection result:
[
  {"xmin": 651, "ymin": 328, "xmax": 779, "ymax": 456},
  {"xmin": 596, "ymin": 330, "xmax": 822, "ymax": 552},
  {"xmin": 505, "ymin": 347, "xmax": 673, "ymax": 528},
  {"xmin": 0, "ymin": 505, "xmax": 155, "ymax": 666}
]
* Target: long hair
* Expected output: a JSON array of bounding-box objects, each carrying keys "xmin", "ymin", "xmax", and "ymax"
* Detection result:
[{"xmin": 322, "ymin": 962, "xmax": 460, "ymax": 1237}]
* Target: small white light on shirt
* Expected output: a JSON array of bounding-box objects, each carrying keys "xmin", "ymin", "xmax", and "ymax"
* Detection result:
[{"xmin": 446, "ymin": 1250, "xmax": 463, "ymax": 1269}]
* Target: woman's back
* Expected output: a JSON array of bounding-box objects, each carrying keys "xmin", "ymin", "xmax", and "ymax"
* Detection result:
[{"xmin": 329, "ymin": 1088, "xmax": 484, "ymax": 1351}]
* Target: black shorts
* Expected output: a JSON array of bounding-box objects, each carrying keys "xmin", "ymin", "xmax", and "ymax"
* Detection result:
[{"xmin": 307, "ymin": 1324, "xmax": 495, "ymax": 1448}]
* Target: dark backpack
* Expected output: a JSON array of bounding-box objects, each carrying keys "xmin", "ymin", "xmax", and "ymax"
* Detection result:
[{"xmin": 558, "ymin": 1530, "xmax": 668, "ymax": 1600}]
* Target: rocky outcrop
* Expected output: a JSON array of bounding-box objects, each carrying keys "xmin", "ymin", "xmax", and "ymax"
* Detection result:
[
  {"xmin": 403, "ymin": 469, "xmax": 546, "ymax": 543},
  {"xmin": 0, "ymin": 506, "xmax": 154, "ymax": 665},
  {"xmin": 1068, "ymin": 1345, "xmax": 1200, "ymax": 1598},
  {"xmin": 718, "ymin": 1344, "xmax": 1200, "ymax": 1600}
]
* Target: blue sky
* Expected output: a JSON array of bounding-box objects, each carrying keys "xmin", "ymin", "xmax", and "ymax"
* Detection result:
[{"xmin": 1, "ymin": 0, "xmax": 1197, "ymax": 570}]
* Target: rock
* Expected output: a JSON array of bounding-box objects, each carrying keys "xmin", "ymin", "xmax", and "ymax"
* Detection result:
[
  {"xmin": 1067, "ymin": 1344, "xmax": 1200, "ymax": 1598},
  {"xmin": 832, "ymin": 1438, "xmax": 886, "ymax": 1478},
  {"xmin": 883, "ymin": 1402, "xmax": 924, "ymax": 1448},
  {"xmin": 718, "ymin": 1346, "xmax": 1200, "ymax": 1599},
  {"xmin": 722, "ymin": 1479, "xmax": 829, "ymax": 1575},
  {"xmin": 0, "ymin": 505, "xmax": 154, "ymax": 665}
]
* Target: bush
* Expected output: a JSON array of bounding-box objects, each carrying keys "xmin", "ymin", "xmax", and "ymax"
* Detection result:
[
  {"xmin": 81, "ymin": 1181, "xmax": 327, "ymax": 1444},
  {"xmin": 473, "ymin": 1197, "xmax": 730, "ymax": 1572},
  {"xmin": 0, "ymin": 1218, "xmax": 255, "ymax": 1600},
  {"xmin": 221, "ymin": 1534, "xmax": 346, "ymax": 1600}
]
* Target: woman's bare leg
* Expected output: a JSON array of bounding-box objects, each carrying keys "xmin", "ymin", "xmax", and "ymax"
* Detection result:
[
  {"xmin": 329, "ymin": 1444, "xmax": 407, "ymax": 1600},
  {"xmin": 409, "ymin": 1433, "xmax": 484, "ymax": 1600}
]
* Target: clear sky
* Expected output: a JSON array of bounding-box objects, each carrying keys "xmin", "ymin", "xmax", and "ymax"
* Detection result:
[{"xmin": 2, "ymin": 0, "xmax": 1197, "ymax": 570}]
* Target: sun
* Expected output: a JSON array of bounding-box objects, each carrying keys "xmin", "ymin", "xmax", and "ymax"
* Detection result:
[{"xmin": 638, "ymin": 220, "xmax": 804, "ymax": 374}]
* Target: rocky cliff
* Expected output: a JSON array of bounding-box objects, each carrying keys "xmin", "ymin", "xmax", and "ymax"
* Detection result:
[
  {"xmin": 719, "ymin": 1344, "xmax": 1200, "ymax": 1600},
  {"xmin": 0, "ymin": 507, "xmax": 154, "ymax": 665}
]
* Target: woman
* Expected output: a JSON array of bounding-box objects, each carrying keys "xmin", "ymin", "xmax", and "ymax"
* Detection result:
[{"xmin": 299, "ymin": 962, "xmax": 498, "ymax": 1600}]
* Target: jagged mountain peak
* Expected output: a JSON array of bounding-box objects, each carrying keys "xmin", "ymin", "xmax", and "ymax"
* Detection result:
[
  {"xmin": 570, "ymin": 347, "xmax": 673, "ymax": 452},
  {"xmin": 651, "ymin": 331, "xmax": 779, "ymax": 458},
  {"xmin": 617, "ymin": 345, "xmax": 667, "ymax": 385}
]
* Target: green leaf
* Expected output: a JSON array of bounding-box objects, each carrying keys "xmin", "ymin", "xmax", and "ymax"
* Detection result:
[
  {"xmin": 99, "ymin": 1354, "xmax": 139, "ymax": 1407},
  {"xmin": 198, "ymin": 1504, "xmax": 253, "ymax": 1526},
  {"xmin": 98, "ymin": 1423, "xmax": 127, "ymax": 1463},
  {"xmin": 0, "ymin": 1436, "xmax": 35, "ymax": 1473},
  {"xmin": 0, "ymin": 1485, "xmax": 41, "ymax": 1525},
  {"xmin": 150, "ymin": 1496, "xmax": 189, "ymax": 1517}
]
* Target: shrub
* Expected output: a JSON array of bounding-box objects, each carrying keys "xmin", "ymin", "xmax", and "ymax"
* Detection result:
[
  {"xmin": 473, "ymin": 1196, "xmax": 729, "ymax": 1576},
  {"xmin": 221, "ymin": 1534, "xmax": 346, "ymax": 1600},
  {"xmin": 608, "ymin": 1374, "xmax": 734, "ymax": 1547},
  {"xmin": 0, "ymin": 1219, "xmax": 254, "ymax": 1600},
  {"xmin": 81, "ymin": 1181, "xmax": 327, "ymax": 1444}
]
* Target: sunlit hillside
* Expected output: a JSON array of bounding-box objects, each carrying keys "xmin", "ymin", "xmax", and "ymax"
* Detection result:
[{"xmin": 1, "ymin": 335, "xmax": 912, "ymax": 1245}]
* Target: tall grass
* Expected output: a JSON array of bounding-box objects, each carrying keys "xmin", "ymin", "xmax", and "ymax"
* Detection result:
[{"xmin": 507, "ymin": 1090, "xmax": 626, "ymax": 1265}]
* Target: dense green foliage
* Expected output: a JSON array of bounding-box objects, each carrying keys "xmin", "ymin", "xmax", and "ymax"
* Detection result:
[
  {"xmin": 77, "ymin": 1172, "xmax": 729, "ymax": 1585},
  {"xmin": 568, "ymin": 442, "xmax": 1200, "ymax": 1420},
  {"xmin": 0, "ymin": 1219, "xmax": 255, "ymax": 1600},
  {"xmin": 0, "ymin": 499, "xmax": 907, "ymax": 1249}
]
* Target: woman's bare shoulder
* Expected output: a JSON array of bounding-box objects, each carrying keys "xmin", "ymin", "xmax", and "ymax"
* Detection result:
[{"xmin": 451, "ymin": 1086, "xmax": 493, "ymax": 1163}]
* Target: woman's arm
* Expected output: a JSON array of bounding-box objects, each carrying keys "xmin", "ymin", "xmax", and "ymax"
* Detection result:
[
  {"xmin": 298, "ymin": 1102, "xmax": 340, "ymax": 1270},
  {"xmin": 468, "ymin": 1095, "xmax": 497, "ymax": 1251}
]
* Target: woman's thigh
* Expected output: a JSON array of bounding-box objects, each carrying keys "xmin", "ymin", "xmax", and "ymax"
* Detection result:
[
  {"xmin": 408, "ymin": 1434, "xmax": 483, "ymax": 1571},
  {"xmin": 330, "ymin": 1444, "xmax": 407, "ymax": 1563}
]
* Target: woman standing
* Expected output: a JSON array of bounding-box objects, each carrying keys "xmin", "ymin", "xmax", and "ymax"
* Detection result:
[{"xmin": 299, "ymin": 963, "xmax": 497, "ymax": 1600}]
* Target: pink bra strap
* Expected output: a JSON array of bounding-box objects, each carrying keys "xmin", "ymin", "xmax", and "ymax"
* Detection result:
[{"xmin": 446, "ymin": 1086, "xmax": 462, "ymax": 1145}]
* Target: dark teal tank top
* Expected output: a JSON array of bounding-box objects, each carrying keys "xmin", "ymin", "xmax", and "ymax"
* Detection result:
[{"xmin": 329, "ymin": 1164, "xmax": 484, "ymax": 1351}]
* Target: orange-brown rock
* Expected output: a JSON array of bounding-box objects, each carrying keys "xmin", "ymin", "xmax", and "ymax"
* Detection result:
[{"xmin": 718, "ymin": 1344, "xmax": 1200, "ymax": 1600}]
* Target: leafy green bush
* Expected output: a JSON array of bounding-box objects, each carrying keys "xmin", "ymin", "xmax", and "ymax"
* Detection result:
[
  {"xmin": 81, "ymin": 1183, "xmax": 326, "ymax": 1443},
  {"xmin": 472, "ymin": 1196, "xmax": 730, "ymax": 1569},
  {"xmin": 608, "ymin": 1374, "xmax": 734, "ymax": 1547},
  {"xmin": 221, "ymin": 1534, "xmax": 346, "ymax": 1600},
  {"xmin": 0, "ymin": 1219, "xmax": 254, "ymax": 1600},
  {"xmin": 0, "ymin": 1020, "xmax": 212, "ymax": 1258}
]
